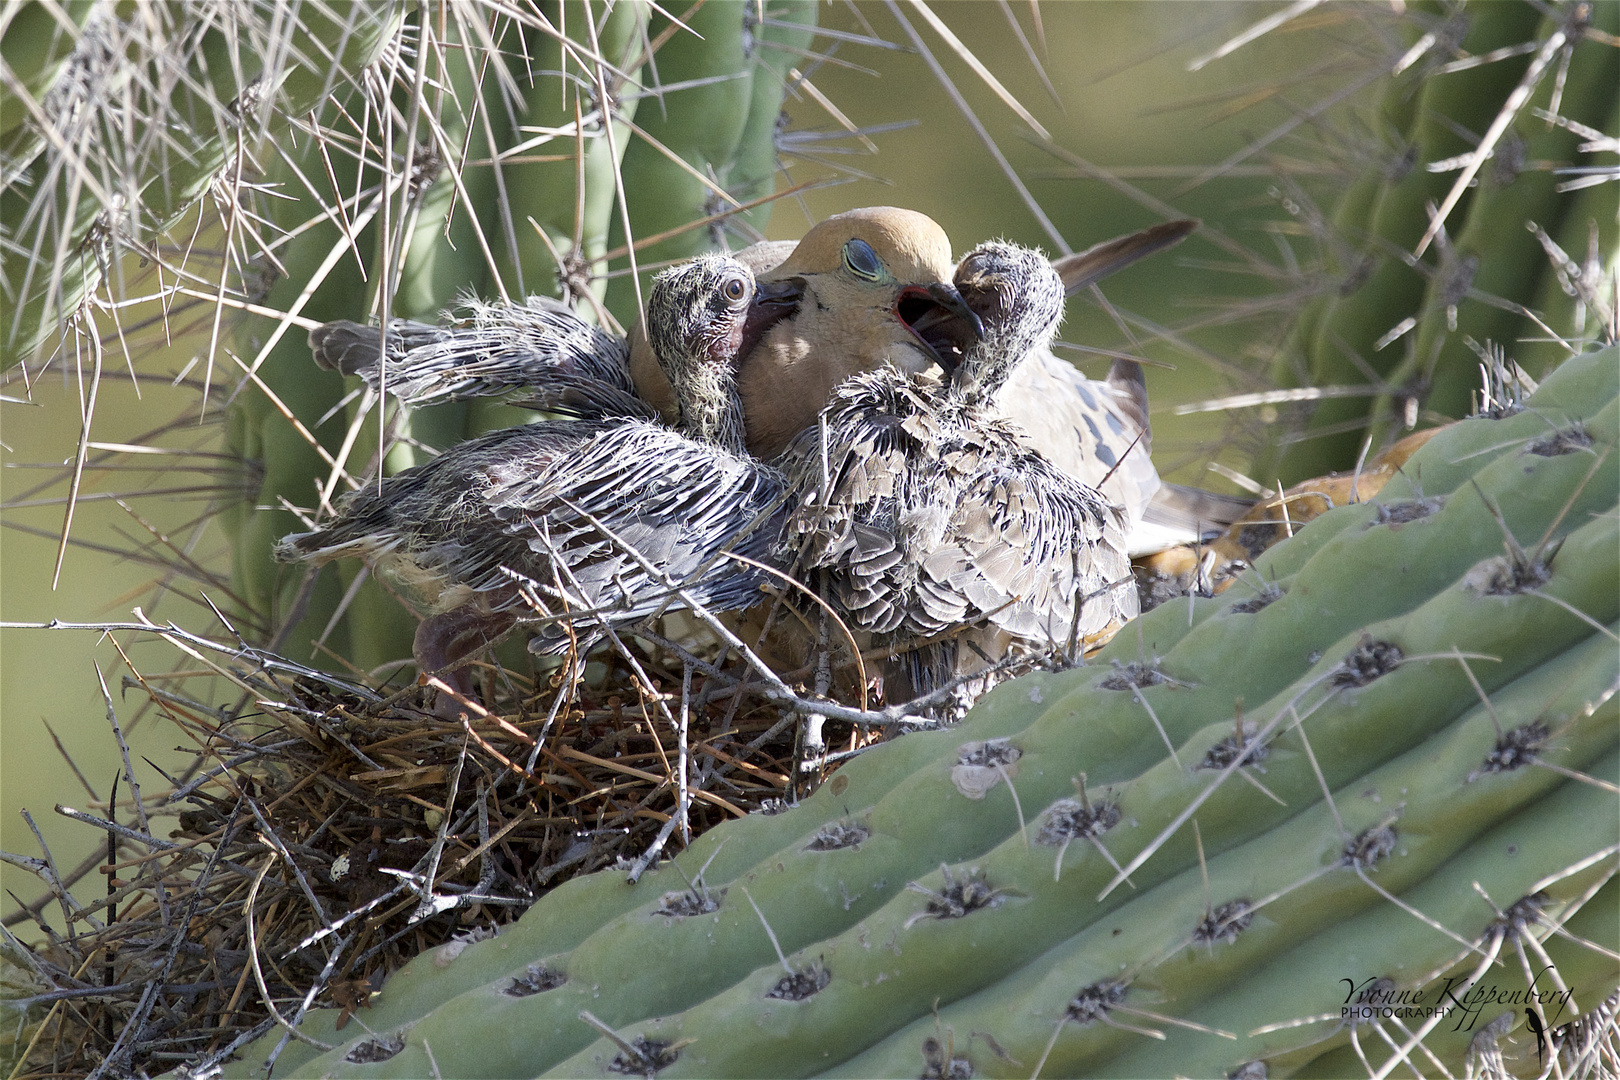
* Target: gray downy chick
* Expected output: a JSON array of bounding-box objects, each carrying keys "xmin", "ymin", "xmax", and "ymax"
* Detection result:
[
  {"xmin": 781, "ymin": 240, "xmax": 1138, "ymax": 714},
  {"xmin": 309, "ymin": 293, "xmax": 643, "ymax": 416},
  {"xmin": 277, "ymin": 256, "xmax": 799, "ymax": 715},
  {"xmin": 305, "ymin": 245, "xmax": 803, "ymax": 419}
]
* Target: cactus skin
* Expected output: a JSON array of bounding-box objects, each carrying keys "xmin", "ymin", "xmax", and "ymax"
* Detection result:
[
  {"xmin": 225, "ymin": 345, "xmax": 1617, "ymax": 1078},
  {"xmin": 1265, "ymin": 1, "xmax": 1618, "ymax": 485},
  {"xmin": 0, "ymin": 1, "xmax": 95, "ymax": 140},
  {"xmin": 1375, "ymin": 2, "xmax": 1620, "ymax": 442},
  {"xmin": 1519, "ymin": 113, "xmax": 1620, "ymax": 374},
  {"xmin": 831, "ymin": 634, "xmax": 1617, "ymax": 1077},
  {"xmin": 1103, "ymin": 763, "xmax": 1619, "ymax": 1080},
  {"xmin": 602, "ymin": 1, "xmax": 756, "ymax": 319},
  {"xmin": 729, "ymin": 2, "xmax": 817, "ymax": 234},
  {"xmin": 1, "ymin": 4, "xmax": 396, "ymax": 368},
  {"xmin": 498, "ymin": 0, "xmax": 648, "ymax": 316}
]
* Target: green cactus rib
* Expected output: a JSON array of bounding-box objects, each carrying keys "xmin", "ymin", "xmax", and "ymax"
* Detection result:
[
  {"xmin": 829, "ymin": 626, "xmax": 1617, "ymax": 1077},
  {"xmin": 371, "ymin": 162, "xmax": 487, "ymax": 477},
  {"xmin": 1105, "ymin": 755, "xmax": 1619, "ymax": 1080},
  {"xmin": 1373, "ymin": 0, "xmax": 1620, "ymax": 449},
  {"xmin": 223, "ymin": 92, "xmax": 411, "ymax": 669},
  {"xmin": 726, "ymin": 1, "xmax": 816, "ymax": 236},
  {"xmin": 496, "ymin": 0, "xmax": 646, "ymax": 310},
  {"xmin": 237, "ymin": 346, "xmax": 1616, "ymax": 1077},
  {"xmin": 1365, "ymin": 360, "xmax": 1617, "ymax": 506},
  {"xmin": 2, "ymin": 4, "xmax": 398, "ymax": 368},
  {"xmin": 454, "ymin": 0, "xmax": 651, "ymax": 464},
  {"xmin": 602, "ymin": 0, "xmax": 758, "ymax": 322},
  {"xmin": 1282, "ymin": 2, "xmax": 1545, "ymax": 458},
  {"xmin": 334, "ymin": 19, "xmax": 507, "ymax": 674},
  {"xmin": 1275, "ymin": 0, "xmax": 1436, "ymax": 382},
  {"xmin": 224, "ymin": 5, "xmax": 645, "ymax": 665},
  {"xmin": 540, "ymin": 497, "xmax": 1615, "ymax": 1078},
  {"xmin": 0, "ymin": 0, "xmax": 97, "ymax": 142},
  {"xmin": 1268, "ymin": 0, "xmax": 1614, "ymax": 483},
  {"xmin": 1290, "ymin": 872, "xmax": 1620, "ymax": 1080}
]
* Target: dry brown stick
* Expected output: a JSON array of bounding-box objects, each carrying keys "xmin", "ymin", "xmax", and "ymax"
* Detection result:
[
  {"xmin": 554, "ymin": 747, "xmax": 746, "ymax": 818},
  {"xmin": 692, "ymin": 743, "xmax": 789, "ymax": 788},
  {"xmin": 241, "ymin": 853, "xmax": 334, "ymax": 1053}
]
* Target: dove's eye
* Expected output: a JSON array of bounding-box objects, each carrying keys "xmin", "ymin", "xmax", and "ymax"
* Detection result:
[
  {"xmin": 722, "ymin": 274, "xmax": 748, "ymax": 303},
  {"xmin": 842, "ymin": 238, "xmax": 885, "ymax": 282}
]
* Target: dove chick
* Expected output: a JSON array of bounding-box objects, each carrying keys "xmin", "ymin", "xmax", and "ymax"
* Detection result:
[
  {"xmin": 782, "ymin": 240, "xmax": 1138, "ymax": 713},
  {"xmin": 277, "ymin": 257, "xmax": 798, "ymax": 714}
]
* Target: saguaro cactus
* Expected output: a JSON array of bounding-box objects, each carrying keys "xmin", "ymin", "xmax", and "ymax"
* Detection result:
[
  {"xmin": 1, "ymin": 3, "xmax": 396, "ymax": 367},
  {"xmin": 224, "ymin": 345, "xmax": 1617, "ymax": 1079},
  {"xmin": 1263, "ymin": 0, "xmax": 1618, "ymax": 484}
]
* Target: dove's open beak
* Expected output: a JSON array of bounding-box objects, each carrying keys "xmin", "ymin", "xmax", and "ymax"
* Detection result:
[
  {"xmin": 739, "ymin": 277, "xmax": 805, "ymax": 360},
  {"xmin": 900, "ymin": 283, "xmax": 985, "ymax": 376}
]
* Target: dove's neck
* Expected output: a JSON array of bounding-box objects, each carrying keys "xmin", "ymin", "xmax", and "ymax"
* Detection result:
[
  {"xmin": 952, "ymin": 335, "xmax": 1033, "ymax": 408},
  {"xmin": 675, "ymin": 367, "xmax": 748, "ymax": 455}
]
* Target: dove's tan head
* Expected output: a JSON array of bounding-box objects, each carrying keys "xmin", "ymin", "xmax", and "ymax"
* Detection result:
[
  {"xmin": 742, "ymin": 207, "xmax": 979, "ymax": 459},
  {"xmin": 763, "ymin": 206, "xmax": 954, "ymax": 284},
  {"xmin": 629, "ymin": 207, "xmax": 974, "ymax": 460}
]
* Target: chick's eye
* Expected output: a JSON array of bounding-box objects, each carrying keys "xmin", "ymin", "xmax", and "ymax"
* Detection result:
[
  {"xmin": 722, "ymin": 275, "xmax": 748, "ymax": 303},
  {"xmin": 842, "ymin": 238, "xmax": 884, "ymax": 281}
]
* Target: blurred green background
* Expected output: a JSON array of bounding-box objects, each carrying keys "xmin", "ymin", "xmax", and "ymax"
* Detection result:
[{"xmin": 1, "ymin": 2, "xmax": 1338, "ymax": 903}]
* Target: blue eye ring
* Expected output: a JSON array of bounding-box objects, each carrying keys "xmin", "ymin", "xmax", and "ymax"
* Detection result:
[{"xmin": 842, "ymin": 238, "xmax": 885, "ymax": 281}]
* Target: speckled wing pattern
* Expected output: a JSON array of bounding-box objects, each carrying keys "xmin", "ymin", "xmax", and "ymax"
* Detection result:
[
  {"xmin": 997, "ymin": 349, "xmax": 1158, "ymax": 536},
  {"xmin": 277, "ymin": 419, "xmax": 786, "ymax": 652},
  {"xmin": 309, "ymin": 295, "xmax": 635, "ymax": 408},
  {"xmin": 782, "ymin": 368, "xmax": 1137, "ymax": 655}
]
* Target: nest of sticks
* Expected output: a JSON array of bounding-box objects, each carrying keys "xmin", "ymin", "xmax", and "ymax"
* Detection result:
[
  {"xmin": 0, "ymin": 564, "xmax": 1055, "ymax": 1080},
  {"xmin": 0, "ymin": 605, "xmax": 903, "ymax": 1077}
]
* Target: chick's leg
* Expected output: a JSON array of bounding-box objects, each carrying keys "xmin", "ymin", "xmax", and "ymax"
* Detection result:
[{"xmin": 413, "ymin": 607, "xmax": 518, "ymax": 718}]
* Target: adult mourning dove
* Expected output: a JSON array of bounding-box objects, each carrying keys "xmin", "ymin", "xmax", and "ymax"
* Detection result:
[
  {"xmin": 628, "ymin": 207, "xmax": 981, "ymax": 460},
  {"xmin": 277, "ymin": 257, "xmax": 798, "ymax": 714},
  {"xmin": 780, "ymin": 240, "xmax": 1137, "ymax": 711}
]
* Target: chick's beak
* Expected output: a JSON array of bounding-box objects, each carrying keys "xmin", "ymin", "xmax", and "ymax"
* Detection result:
[
  {"xmin": 738, "ymin": 277, "xmax": 805, "ymax": 360},
  {"xmin": 898, "ymin": 283, "xmax": 985, "ymax": 376}
]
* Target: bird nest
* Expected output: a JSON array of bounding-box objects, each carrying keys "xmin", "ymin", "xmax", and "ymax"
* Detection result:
[{"xmin": 0, "ymin": 609, "xmax": 905, "ymax": 1079}]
